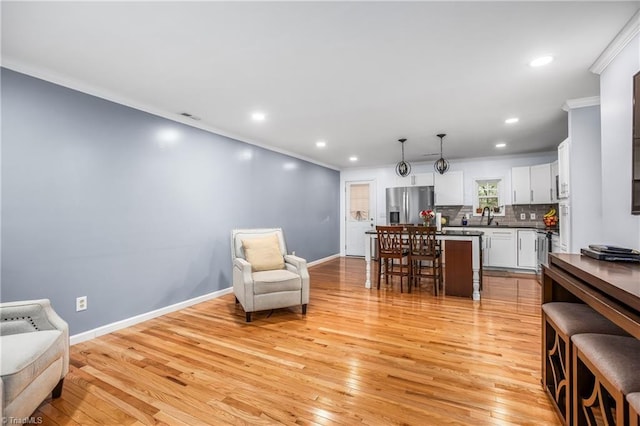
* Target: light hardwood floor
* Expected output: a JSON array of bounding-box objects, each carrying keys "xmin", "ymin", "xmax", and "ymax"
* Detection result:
[{"xmin": 35, "ymin": 257, "xmax": 560, "ymax": 425}]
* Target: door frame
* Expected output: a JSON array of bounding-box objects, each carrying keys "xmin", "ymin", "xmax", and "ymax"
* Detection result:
[{"xmin": 344, "ymin": 180, "xmax": 377, "ymax": 257}]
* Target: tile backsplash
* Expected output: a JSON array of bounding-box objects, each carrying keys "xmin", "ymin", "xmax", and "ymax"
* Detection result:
[{"xmin": 437, "ymin": 204, "xmax": 558, "ymax": 228}]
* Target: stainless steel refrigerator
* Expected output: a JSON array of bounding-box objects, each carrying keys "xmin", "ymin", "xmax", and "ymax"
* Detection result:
[{"xmin": 386, "ymin": 186, "xmax": 435, "ymax": 225}]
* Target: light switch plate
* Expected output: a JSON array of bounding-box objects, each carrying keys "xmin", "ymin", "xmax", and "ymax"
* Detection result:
[
  {"xmin": 530, "ymin": 213, "xmax": 536, "ymax": 220},
  {"xmin": 520, "ymin": 213, "xmax": 526, "ymax": 220}
]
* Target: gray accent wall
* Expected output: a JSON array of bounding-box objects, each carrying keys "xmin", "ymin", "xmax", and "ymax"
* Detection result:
[{"xmin": 1, "ymin": 68, "xmax": 340, "ymax": 334}]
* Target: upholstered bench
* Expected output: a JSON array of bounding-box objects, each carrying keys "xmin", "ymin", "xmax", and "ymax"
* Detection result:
[
  {"xmin": 542, "ymin": 302, "xmax": 628, "ymax": 425},
  {"xmin": 628, "ymin": 393, "xmax": 640, "ymax": 426},
  {"xmin": 572, "ymin": 334, "xmax": 640, "ymax": 426}
]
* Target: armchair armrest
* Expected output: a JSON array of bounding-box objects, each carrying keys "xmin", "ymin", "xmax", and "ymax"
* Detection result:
[
  {"xmin": 284, "ymin": 254, "xmax": 307, "ymax": 270},
  {"xmin": 284, "ymin": 255, "xmax": 310, "ymax": 304},
  {"xmin": 233, "ymin": 258, "xmax": 255, "ymax": 312},
  {"xmin": 0, "ymin": 299, "xmax": 69, "ymax": 376}
]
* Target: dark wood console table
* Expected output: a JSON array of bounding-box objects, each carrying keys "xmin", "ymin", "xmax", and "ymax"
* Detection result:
[
  {"xmin": 542, "ymin": 253, "xmax": 640, "ymax": 338},
  {"xmin": 541, "ymin": 253, "xmax": 640, "ymax": 423}
]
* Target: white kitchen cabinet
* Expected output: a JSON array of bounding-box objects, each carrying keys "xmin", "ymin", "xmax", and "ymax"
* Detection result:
[
  {"xmin": 558, "ymin": 139, "xmax": 570, "ymax": 199},
  {"xmin": 434, "ymin": 171, "xmax": 464, "ymax": 205},
  {"xmin": 511, "ymin": 166, "xmax": 531, "ymax": 204},
  {"xmin": 530, "ymin": 163, "xmax": 553, "ymax": 204},
  {"xmin": 512, "ymin": 163, "xmax": 553, "ymax": 204},
  {"xmin": 559, "ymin": 202, "xmax": 570, "ymax": 252},
  {"xmin": 395, "ymin": 172, "xmax": 434, "ymax": 187},
  {"xmin": 550, "ymin": 161, "xmax": 559, "ymax": 202},
  {"xmin": 486, "ymin": 229, "xmax": 517, "ymax": 268},
  {"xmin": 517, "ymin": 230, "xmax": 538, "ymax": 269}
]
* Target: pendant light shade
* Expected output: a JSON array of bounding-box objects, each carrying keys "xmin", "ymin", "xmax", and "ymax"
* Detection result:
[
  {"xmin": 434, "ymin": 133, "xmax": 449, "ymax": 175},
  {"xmin": 395, "ymin": 138, "xmax": 411, "ymax": 177}
]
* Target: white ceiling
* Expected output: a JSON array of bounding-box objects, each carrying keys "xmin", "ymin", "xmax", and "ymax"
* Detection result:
[{"xmin": 2, "ymin": 1, "xmax": 639, "ymax": 170}]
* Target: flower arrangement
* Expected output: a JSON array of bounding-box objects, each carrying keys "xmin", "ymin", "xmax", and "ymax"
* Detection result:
[{"xmin": 420, "ymin": 209, "xmax": 435, "ymax": 225}]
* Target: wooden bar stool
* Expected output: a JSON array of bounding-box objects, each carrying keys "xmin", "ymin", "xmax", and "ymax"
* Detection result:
[
  {"xmin": 375, "ymin": 226, "xmax": 411, "ymax": 293},
  {"xmin": 542, "ymin": 302, "xmax": 628, "ymax": 425},
  {"xmin": 572, "ymin": 334, "xmax": 640, "ymax": 426},
  {"xmin": 628, "ymin": 393, "xmax": 640, "ymax": 426},
  {"xmin": 406, "ymin": 226, "xmax": 442, "ymax": 295}
]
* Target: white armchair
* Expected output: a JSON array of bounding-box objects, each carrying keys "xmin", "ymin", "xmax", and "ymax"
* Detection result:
[
  {"xmin": 0, "ymin": 299, "xmax": 69, "ymax": 420},
  {"xmin": 231, "ymin": 228, "xmax": 310, "ymax": 322}
]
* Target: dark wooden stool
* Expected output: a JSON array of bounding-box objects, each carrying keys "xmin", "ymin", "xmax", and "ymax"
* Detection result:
[
  {"xmin": 627, "ymin": 393, "xmax": 640, "ymax": 426},
  {"xmin": 542, "ymin": 302, "xmax": 627, "ymax": 425},
  {"xmin": 572, "ymin": 334, "xmax": 640, "ymax": 426}
]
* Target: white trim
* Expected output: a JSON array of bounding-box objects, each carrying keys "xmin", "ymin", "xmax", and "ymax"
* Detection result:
[
  {"xmin": 562, "ymin": 96, "xmax": 601, "ymax": 112},
  {"xmin": 308, "ymin": 253, "xmax": 340, "ymax": 267},
  {"xmin": 70, "ymin": 253, "xmax": 338, "ymax": 344},
  {"xmin": 70, "ymin": 287, "xmax": 233, "ymax": 345},
  {"xmin": 2, "ymin": 62, "xmax": 340, "ymax": 172},
  {"xmin": 590, "ymin": 9, "xmax": 640, "ymax": 75}
]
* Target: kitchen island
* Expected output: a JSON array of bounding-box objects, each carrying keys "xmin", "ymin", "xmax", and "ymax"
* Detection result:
[{"xmin": 364, "ymin": 229, "xmax": 484, "ymax": 300}]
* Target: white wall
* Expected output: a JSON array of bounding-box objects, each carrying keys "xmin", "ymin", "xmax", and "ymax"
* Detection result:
[
  {"xmin": 567, "ymin": 105, "xmax": 603, "ymax": 252},
  {"xmin": 339, "ymin": 151, "xmax": 557, "ymax": 255},
  {"xmin": 600, "ymin": 33, "xmax": 640, "ymax": 248}
]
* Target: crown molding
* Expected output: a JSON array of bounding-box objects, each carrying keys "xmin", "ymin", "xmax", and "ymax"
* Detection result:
[
  {"xmin": 590, "ymin": 9, "xmax": 640, "ymax": 75},
  {"xmin": 562, "ymin": 96, "xmax": 601, "ymax": 112}
]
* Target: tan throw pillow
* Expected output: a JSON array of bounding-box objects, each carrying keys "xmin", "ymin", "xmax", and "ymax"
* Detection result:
[{"xmin": 241, "ymin": 234, "xmax": 285, "ymax": 272}]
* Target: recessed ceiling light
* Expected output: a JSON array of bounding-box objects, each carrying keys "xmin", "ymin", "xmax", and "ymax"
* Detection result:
[
  {"xmin": 251, "ymin": 112, "xmax": 266, "ymax": 121},
  {"xmin": 316, "ymin": 140, "xmax": 326, "ymax": 148},
  {"xmin": 349, "ymin": 156, "xmax": 358, "ymax": 162},
  {"xmin": 495, "ymin": 143, "xmax": 507, "ymax": 148},
  {"xmin": 530, "ymin": 56, "xmax": 554, "ymax": 67},
  {"xmin": 505, "ymin": 117, "xmax": 519, "ymax": 124}
]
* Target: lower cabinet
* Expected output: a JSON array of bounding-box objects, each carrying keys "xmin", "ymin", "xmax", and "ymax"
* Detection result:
[
  {"xmin": 486, "ymin": 229, "xmax": 517, "ymax": 268},
  {"xmin": 444, "ymin": 227, "xmax": 540, "ymax": 270},
  {"xmin": 517, "ymin": 230, "xmax": 538, "ymax": 269}
]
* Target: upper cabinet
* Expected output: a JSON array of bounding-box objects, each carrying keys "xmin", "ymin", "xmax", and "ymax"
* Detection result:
[
  {"xmin": 550, "ymin": 161, "xmax": 559, "ymax": 202},
  {"xmin": 511, "ymin": 163, "xmax": 553, "ymax": 204},
  {"xmin": 434, "ymin": 171, "xmax": 464, "ymax": 206},
  {"xmin": 511, "ymin": 166, "xmax": 531, "ymax": 204},
  {"xmin": 557, "ymin": 138, "xmax": 570, "ymax": 199},
  {"xmin": 395, "ymin": 172, "xmax": 434, "ymax": 187},
  {"xmin": 530, "ymin": 163, "xmax": 553, "ymax": 204}
]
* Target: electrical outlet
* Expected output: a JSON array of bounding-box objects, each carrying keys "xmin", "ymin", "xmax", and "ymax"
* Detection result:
[
  {"xmin": 530, "ymin": 213, "xmax": 536, "ymax": 220},
  {"xmin": 76, "ymin": 296, "xmax": 87, "ymax": 312},
  {"xmin": 520, "ymin": 213, "xmax": 526, "ymax": 220}
]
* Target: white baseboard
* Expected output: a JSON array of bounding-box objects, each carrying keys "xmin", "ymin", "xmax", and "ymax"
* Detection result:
[
  {"xmin": 70, "ymin": 254, "xmax": 339, "ymax": 345},
  {"xmin": 70, "ymin": 287, "xmax": 233, "ymax": 345},
  {"xmin": 308, "ymin": 253, "xmax": 340, "ymax": 267}
]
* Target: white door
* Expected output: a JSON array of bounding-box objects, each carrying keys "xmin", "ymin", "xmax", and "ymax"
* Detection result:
[{"xmin": 345, "ymin": 181, "xmax": 375, "ymax": 256}]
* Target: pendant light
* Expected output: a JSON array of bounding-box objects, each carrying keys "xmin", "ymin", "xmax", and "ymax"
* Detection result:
[
  {"xmin": 395, "ymin": 138, "xmax": 411, "ymax": 177},
  {"xmin": 434, "ymin": 133, "xmax": 449, "ymax": 175}
]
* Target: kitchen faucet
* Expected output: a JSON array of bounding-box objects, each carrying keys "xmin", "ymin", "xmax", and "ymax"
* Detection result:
[{"xmin": 482, "ymin": 207, "xmax": 494, "ymax": 226}]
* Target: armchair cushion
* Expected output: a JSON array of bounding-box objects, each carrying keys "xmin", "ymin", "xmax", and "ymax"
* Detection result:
[
  {"xmin": 241, "ymin": 234, "xmax": 285, "ymax": 272},
  {"xmin": 1, "ymin": 330, "xmax": 65, "ymax": 405},
  {"xmin": 253, "ymin": 270, "xmax": 302, "ymax": 294}
]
